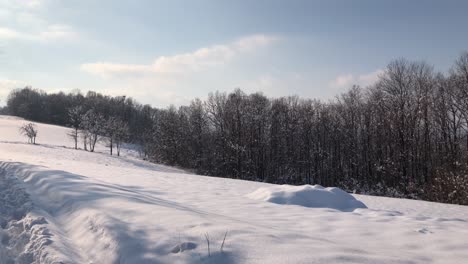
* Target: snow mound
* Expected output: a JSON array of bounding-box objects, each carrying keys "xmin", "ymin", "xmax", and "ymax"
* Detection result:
[{"xmin": 247, "ymin": 184, "xmax": 367, "ymax": 211}]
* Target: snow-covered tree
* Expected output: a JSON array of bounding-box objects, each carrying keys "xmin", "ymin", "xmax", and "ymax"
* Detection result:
[
  {"xmin": 103, "ymin": 117, "xmax": 129, "ymax": 156},
  {"xmin": 67, "ymin": 106, "xmax": 83, "ymax": 149},
  {"xmin": 80, "ymin": 109, "xmax": 105, "ymax": 152}
]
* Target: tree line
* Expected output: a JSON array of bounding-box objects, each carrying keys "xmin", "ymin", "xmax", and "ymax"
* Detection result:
[{"xmin": 5, "ymin": 52, "xmax": 468, "ymax": 205}]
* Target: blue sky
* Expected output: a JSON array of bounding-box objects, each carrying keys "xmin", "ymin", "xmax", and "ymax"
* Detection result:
[{"xmin": 1, "ymin": 0, "xmax": 468, "ymax": 107}]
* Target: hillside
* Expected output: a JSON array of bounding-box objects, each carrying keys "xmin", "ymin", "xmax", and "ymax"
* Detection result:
[{"xmin": 1, "ymin": 115, "xmax": 468, "ymax": 264}]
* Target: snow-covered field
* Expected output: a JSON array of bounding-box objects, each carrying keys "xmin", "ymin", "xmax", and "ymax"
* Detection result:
[{"xmin": 1, "ymin": 115, "xmax": 468, "ymax": 264}]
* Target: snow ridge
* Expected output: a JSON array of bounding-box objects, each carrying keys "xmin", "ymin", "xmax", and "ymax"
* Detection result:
[{"xmin": 0, "ymin": 168, "xmax": 50, "ymax": 263}]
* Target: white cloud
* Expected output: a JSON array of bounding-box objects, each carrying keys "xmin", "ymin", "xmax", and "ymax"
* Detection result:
[
  {"xmin": 0, "ymin": 0, "xmax": 43, "ymax": 9},
  {"xmin": 79, "ymin": 34, "xmax": 279, "ymax": 106},
  {"xmin": 0, "ymin": 0, "xmax": 77, "ymax": 43},
  {"xmin": 80, "ymin": 63, "xmax": 151, "ymax": 78},
  {"xmin": 329, "ymin": 69, "xmax": 383, "ymax": 89},
  {"xmin": 81, "ymin": 34, "xmax": 278, "ymax": 77},
  {"xmin": 0, "ymin": 78, "xmax": 27, "ymax": 89},
  {"xmin": 22, "ymin": 0, "xmax": 42, "ymax": 8},
  {"xmin": 5, "ymin": 33, "xmax": 280, "ymax": 107},
  {"xmin": 358, "ymin": 69, "xmax": 384, "ymax": 85},
  {"xmin": 37, "ymin": 24, "xmax": 77, "ymax": 41},
  {"xmin": 329, "ymin": 74, "xmax": 354, "ymax": 89},
  {"xmin": 0, "ymin": 78, "xmax": 28, "ymax": 104},
  {"xmin": 0, "ymin": 24, "xmax": 77, "ymax": 42},
  {"xmin": 0, "ymin": 27, "xmax": 22, "ymax": 39}
]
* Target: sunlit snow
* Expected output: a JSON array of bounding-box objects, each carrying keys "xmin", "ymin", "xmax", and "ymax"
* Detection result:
[{"xmin": 1, "ymin": 115, "xmax": 468, "ymax": 263}]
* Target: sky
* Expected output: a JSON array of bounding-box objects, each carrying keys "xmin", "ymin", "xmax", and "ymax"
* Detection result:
[{"xmin": 1, "ymin": 0, "xmax": 468, "ymax": 107}]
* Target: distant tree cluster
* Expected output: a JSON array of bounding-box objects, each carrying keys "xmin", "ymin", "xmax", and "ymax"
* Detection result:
[
  {"xmin": 0, "ymin": 106, "xmax": 8, "ymax": 115},
  {"xmin": 5, "ymin": 52, "xmax": 468, "ymax": 205},
  {"xmin": 7, "ymin": 89, "xmax": 136, "ymax": 155}
]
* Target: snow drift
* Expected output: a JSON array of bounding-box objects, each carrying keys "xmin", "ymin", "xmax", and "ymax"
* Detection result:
[{"xmin": 248, "ymin": 184, "xmax": 367, "ymax": 211}]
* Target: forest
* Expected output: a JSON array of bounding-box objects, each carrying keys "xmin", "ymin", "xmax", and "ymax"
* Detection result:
[{"xmin": 4, "ymin": 53, "xmax": 468, "ymax": 205}]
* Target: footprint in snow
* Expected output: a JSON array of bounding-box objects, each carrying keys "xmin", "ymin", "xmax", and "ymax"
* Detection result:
[
  {"xmin": 171, "ymin": 242, "xmax": 197, "ymax": 254},
  {"xmin": 416, "ymin": 227, "xmax": 432, "ymax": 234}
]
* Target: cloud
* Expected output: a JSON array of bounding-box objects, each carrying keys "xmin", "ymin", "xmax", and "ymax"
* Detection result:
[
  {"xmin": 0, "ymin": 0, "xmax": 44, "ymax": 10},
  {"xmin": 37, "ymin": 24, "xmax": 77, "ymax": 41},
  {"xmin": 22, "ymin": 0, "xmax": 42, "ymax": 8},
  {"xmin": 0, "ymin": 78, "xmax": 28, "ymax": 104},
  {"xmin": 0, "ymin": 24, "xmax": 77, "ymax": 42},
  {"xmin": 80, "ymin": 63, "xmax": 151, "ymax": 78},
  {"xmin": 79, "ymin": 34, "xmax": 279, "ymax": 107},
  {"xmin": 0, "ymin": 78, "xmax": 27, "ymax": 90},
  {"xmin": 0, "ymin": 27, "xmax": 22, "ymax": 39},
  {"xmin": 0, "ymin": 0, "xmax": 77, "ymax": 43},
  {"xmin": 329, "ymin": 74, "xmax": 354, "ymax": 89},
  {"xmin": 329, "ymin": 69, "xmax": 383, "ymax": 89},
  {"xmin": 81, "ymin": 34, "xmax": 278, "ymax": 77},
  {"xmin": 358, "ymin": 69, "xmax": 384, "ymax": 85}
]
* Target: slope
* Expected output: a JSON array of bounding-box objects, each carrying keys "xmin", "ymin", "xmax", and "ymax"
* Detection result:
[{"xmin": 1, "ymin": 115, "xmax": 468, "ymax": 264}]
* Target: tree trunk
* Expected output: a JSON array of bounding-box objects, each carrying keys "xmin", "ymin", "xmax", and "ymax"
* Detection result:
[{"xmin": 110, "ymin": 138, "xmax": 113, "ymax": 155}]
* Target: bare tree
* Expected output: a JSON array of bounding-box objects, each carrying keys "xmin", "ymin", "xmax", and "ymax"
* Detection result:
[
  {"xmin": 103, "ymin": 117, "xmax": 118, "ymax": 155},
  {"xmin": 19, "ymin": 123, "xmax": 38, "ymax": 144},
  {"xmin": 80, "ymin": 109, "xmax": 105, "ymax": 152},
  {"xmin": 81, "ymin": 130, "xmax": 89, "ymax": 151},
  {"xmin": 68, "ymin": 106, "xmax": 83, "ymax": 149},
  {"xmin": 102, "ymin": 117, "xmax": 129, "ymax": 156}
]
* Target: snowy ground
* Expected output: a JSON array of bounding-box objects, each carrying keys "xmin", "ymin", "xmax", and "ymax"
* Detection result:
[{"xmin": 1, "ymin": 115, "xmax": 468, "ymax": 264}]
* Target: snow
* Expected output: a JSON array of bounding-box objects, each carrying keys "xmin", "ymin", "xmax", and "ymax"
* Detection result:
[
  {"xmin": 247, "ymin": 184, "xmax": 367, "ymax": 211},
  {"xmin": 1, "ymin": 114, "xmax": 468, "ymax": 263}
]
